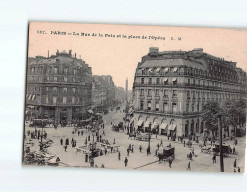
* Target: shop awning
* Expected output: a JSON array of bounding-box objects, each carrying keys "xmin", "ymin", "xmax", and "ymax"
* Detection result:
[
  {"xmin": 172, "ymin": 78, "xmax": 177, "ymax": 82},
  {"xmin": 163, "ymin": 78, "xmax": 168, "ymax": 82},
  {"xmin": 168, "ymin": 124, "xmax": 177, "ymax": 131},
  {"xmin": 148, "ymin": 68, "xmax": 153, "ymax": 72},
  {"xmin": 151, "ymin": 122, "xmax": 159, "ymax": 129},
  {"xmin": 164, "ymin": 67, "xmax": 169, "ymax": 72},
  {"xmin": 160, "ymin": 123, "xmax": 168, "ymax": 129},
  {"xmin": 28, "ymin": 94, "xmax": 32, "ymax": 100},
  {"xmin": 144, "ymin": 121, "xmax": 152, "ymax": 128},
  {"xmin": 156, "ymin": 67, "xmax": 161, "ymax": 72},
  {"xmin": 173, "ymin": 67, "xmax": 178, "ymax": 72},
  {"xmin": 136, "ymin": 120, "xmax": 144, "ymax": 127},
  {"xmin": 32, "ymin": 95, "xmax": 36, "ymax": 100}
]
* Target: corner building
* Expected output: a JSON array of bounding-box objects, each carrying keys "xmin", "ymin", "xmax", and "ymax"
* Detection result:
[
  {"xmin": 26, "ymin": 50, "xmax": 92, "ymax": 125},
  {"xmin": 132, "ymin": 47, "xmax": 246, "ymax": 138}
]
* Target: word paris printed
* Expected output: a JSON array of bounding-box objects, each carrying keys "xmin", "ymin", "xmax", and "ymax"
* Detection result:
[{"xmin": 24, "ymin": 22, "xmax": 246, "ymax": 173}]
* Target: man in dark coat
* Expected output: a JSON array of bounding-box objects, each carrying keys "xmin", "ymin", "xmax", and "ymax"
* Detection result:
[
  {"xmin": 124, "ymin": 157, "xmax": 128, "ymax": 167},
  {"xmin": 60, "ymin": 138, "xmax": 63, "ymax": 145},
  {"xmin": 118, "ymin": 151, "xmax": 121, "ymax": 160}
]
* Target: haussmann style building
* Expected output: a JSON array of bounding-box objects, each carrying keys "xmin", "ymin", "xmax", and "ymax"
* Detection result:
[
  {"xmin": 26, "ymin": 50, "xmax": 92, "ymax": 125},
  {"xmin": 131, "ymin": 47, "xmax": 247, "ymax": 139}
]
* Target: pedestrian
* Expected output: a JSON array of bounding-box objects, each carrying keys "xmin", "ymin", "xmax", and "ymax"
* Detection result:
[
  {"xmin": 74, "ymin": 140, "xmax": 77, "ymax": 147},
  {"xmin": 127, "ymin": 148, "xmax": 130, "ymax": 156},
  {"xmin": 64, "ymin": 145, "xmax": 67, "ymax": 152},
  {"xmin": 212, "ymin": 154, "xmax": 216, "ymax": 163},
  {"xmin": 124, "ymin": 157, "xmax": 128, "ymax": 167},
  {"xmin": 60, "ymin": 138, "xmax": 63, "ymax": 145},
  {"xmin": 66, "ymin": 138, "xmax": 69, "ymax": 146},
  {"xmin": 234, "ymin": 159, "xmax": 237, "ymax": 168},
  {"xmin": 85, "ymin": 153, "xmax": 89, "ymax": 162},
  {"xmin": 184, "ymin": 140, "xmax": 186, "ymax": 147},
  {"xmin": 111, "ymin": 146, "xmax": 113, "ymax": 153},
  {"xmin": 238, "ymin": 167, "xmax": 240, "ymax": 172},
  {"xmin": 71, "ymin": 138, "xmax": 74, "ymax": 145},
  {"xmin": 118, "ymin": 151, "xmax": 121, "ymax": 160},
  {"xmin": 160, "ymin": 140, "xmax": 163, "ymax": 147},
  {"xmin": 81, "ymin": 131, "xmax": 83, "ymax": 136},
  {"xmin": 233, "ymin": 147, "xmax": 236, "ymax": 154},
  {"xmin": 113, "ymin": 138, "xmax": 116, "ymax": 145},
  {"xmin": 78, "ymin": 131, "xmax": 80, "ymax": 136},
  {"xmin": 85, "ymin": 138, "xmax": 88, "ymax": 145},
  {"xmin": 139, "ymin": 145, "xmax": 142, "ymax": 153},
  {"xmin": 88, "ymin": 135, "xmax": 90, "ymax": 141},
  {"xmin": 56, "ymin": 157, "xmax": 60, "ymax": 163},
  {"xmin": 131, "ymin": 145, "xmax": 134, "ymax": 153},
  {"xmin": 101, "ymin": 164, "xmax": 105, "ymax": 168},
  {"xmin": 157, "ymin": 143, "xmax": 160, "ymax": 150},
  {"xmin": 104, "ymin": 148, "xmax": 107, "ymax": 155},
  {"xmin": 169, "ymin": 158, "xmax": 172, "ymax": 168},
  {"xmin": 99, "ymin": 135, "xmax": 102, "ymax": 142},
  {"xmin": 102, "ymin": 131, "xmax": 105, "ymax": 136},
  {"xmin": 187, "ymin": 162, "xmax": 191, "ymax": 171}
]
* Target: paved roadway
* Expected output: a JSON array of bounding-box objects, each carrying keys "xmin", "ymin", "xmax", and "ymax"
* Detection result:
[{"xmin": 24, "ymin": 105, "xmax": 246, "ymax": 173}]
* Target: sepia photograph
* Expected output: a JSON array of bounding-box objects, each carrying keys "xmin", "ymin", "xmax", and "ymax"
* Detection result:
[{"xmin": 23, "ymin": 22, "xmax": 247, "ymax": 173}]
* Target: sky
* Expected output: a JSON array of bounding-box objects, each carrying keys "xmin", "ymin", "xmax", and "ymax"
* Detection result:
[{"xmin": 28, "ymin": 22, "xmax": 247, "ymax": 88}]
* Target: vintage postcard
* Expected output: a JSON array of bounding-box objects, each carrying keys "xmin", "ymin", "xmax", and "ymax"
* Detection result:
[{"xmin": 23, "ymin": 22, "xmax": 247, "ymax": 173}]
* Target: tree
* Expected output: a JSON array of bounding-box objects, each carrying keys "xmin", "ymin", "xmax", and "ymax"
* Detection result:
[
  {"xmin": 202, "ymin": 101, "xmax": 222, "ymax": 140},
  {"xmin": 223, "ymin": 98, "xmax": 246, "ymax": 136}
]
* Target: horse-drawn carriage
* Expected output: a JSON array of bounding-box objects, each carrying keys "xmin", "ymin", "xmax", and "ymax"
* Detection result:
[
  {"xmin": 157, "ymin": 147, "xmax": 175, "ymax": 162},
  {"xmin": 29, "ymin": 119, "xmax": 49, "ymax": 128},
  {"xmin": 112, "ymin": 122, "xmax": 124, "ymax": 132},
  {"xmin": 212, "ymin": 144, "xmax": 231, "ymax": 157},
  {"xmin": 135, "ymin": 133, "xmax": 149, "ymax": 141}
]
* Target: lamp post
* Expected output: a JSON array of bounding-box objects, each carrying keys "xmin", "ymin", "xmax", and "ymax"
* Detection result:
[
  {"xmin": 148, "ymin": 122, "xmax": 152, "ymax": 154},
  {"xmin": 218, "ymin": 114, "xmax": 224, "ymax": 172}
]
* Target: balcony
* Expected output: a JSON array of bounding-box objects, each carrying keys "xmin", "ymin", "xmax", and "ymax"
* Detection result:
[
  {"xmin": 172, "ymin": 96, "xmax": 178, "ymax": 102},
  {"xmin": 154, "ymin": 96, "xmax": 160, "ymax": 100},
  {"xmin": 147, "ymin": 95, "xmax": 152, "ymax": 100},
  {"xmin": 162, "ymin": 96, "xmax": 169, "ymax": 101}
]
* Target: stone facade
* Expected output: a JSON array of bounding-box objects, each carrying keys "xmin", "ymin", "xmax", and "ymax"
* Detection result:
[
  {"xmin": 92, "ymin": 75, "xmax": 116, "ymax": 112},
  {"xmin": 26, "ymin": 50, "xmax": 92, "ymax": 125},
  {"xmin": 132, "ymin": 47, "xmax": 247, "ymax": 138}
]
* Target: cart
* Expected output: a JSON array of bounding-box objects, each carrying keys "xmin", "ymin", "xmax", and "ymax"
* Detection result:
[
  {"xmin": 212, "ymin": 144, "xmax": 231, "ymax": 157},
  {"xmin": 157, "ymin": 147, "xmax": 175, "ymax": 162},
  {"xmin": 136, "ymin": 133, "xmax": 149, "ymax": 141}
]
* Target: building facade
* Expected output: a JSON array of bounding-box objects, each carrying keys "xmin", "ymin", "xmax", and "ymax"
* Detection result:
[
  {"xmin": 26, "ymin": 50, "xmax": 92, "ymax": 125},
  {"xmin": 92, "ymin": 75, "xmax": 116, "ymax": 112},
  {"xmin": 92, "ymin": 76, "xmax": 107, "ymax": 112},
  {"xmin": 132, "ymin": 47, "xmax": 247, "ymax": 138}
]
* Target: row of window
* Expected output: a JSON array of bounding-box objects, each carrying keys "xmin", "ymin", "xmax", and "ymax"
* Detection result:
[
  {"xmin": 45, "ymin": 96, "xmax": 79, "ymax": 104},
  {"xmin": 28, "ymin": 66, "xmax": 80, "ymax": 76},
  {"xmin": 138, "ymin": 77, "xmax": 239, "ymax": 90},
  {"xmin": 140, "ymin": 101, "xmax": 177, "ymax": 112},
  {"xmin": 138, "ymin": 89, "xmax": 239, "ymax": 100}
]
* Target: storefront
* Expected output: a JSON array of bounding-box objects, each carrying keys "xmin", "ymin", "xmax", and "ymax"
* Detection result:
[{"xmin": 160, "ymin": 123, "xmax": 168, "ymax": 135}]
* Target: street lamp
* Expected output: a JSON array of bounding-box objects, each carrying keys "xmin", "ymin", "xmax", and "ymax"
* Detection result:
[
  {"xmin": 148, "ymin": 122, "xmax": 152, "ymax": 154},
  {"xmin": 218, "ymin": 114, "xmax": 224, "ymax": 172}
]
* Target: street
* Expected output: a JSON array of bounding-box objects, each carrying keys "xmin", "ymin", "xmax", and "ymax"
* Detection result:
[{"xmin": 23, "ymin": 105, "xmax": 246, "ymax": 173}]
